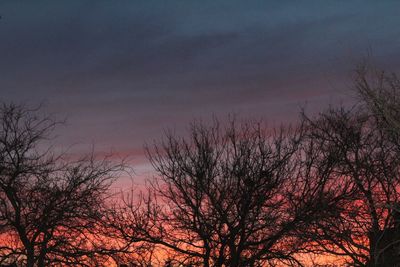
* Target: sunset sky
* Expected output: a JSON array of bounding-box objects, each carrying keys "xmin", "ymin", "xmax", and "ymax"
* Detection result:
[{"xmin": 1, "ymin": 1, "xmax": 400, "ymax": 181}]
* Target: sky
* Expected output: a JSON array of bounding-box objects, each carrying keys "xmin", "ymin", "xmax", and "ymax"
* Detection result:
[{"xmin": 1, "ymin": 1, "xmax": 400, "ymax": 181}]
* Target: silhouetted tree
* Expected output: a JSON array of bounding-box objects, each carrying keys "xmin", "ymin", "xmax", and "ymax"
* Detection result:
[
  {"xmin": 301, "ymin": 82, "xmax": 400, "ymax": 266},
  {"xmin": 356, "ymin": 63, "xmax": 400, "ymax": 147},
  {"xmin": 0, "ymin": 104, "xmax": 124, "ymax": 266},
  {"xmin": 113, "ymin": 120, "xmax": 339, "ymax": 267}
]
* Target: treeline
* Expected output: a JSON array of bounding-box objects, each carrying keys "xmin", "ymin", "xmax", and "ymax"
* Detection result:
[{"xmin": 1, "ymin": 65, "xmax": 400, "ymax": 266}]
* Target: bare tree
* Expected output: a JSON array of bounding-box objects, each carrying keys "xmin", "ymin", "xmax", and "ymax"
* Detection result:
[
  {"xmin": 113, "ymin": 119, "xmax": 339, "ymax": 267},
  {"xmin": 356, "ymin": 63, "xmax": 400, "ymax": 144},
  {"xmin": 301, "ymin": 104, "xmax": 400, "ymax": 266},
  {"xmin": 298, "ymin": 65, "xmax": 400, "ymax": 266},
  {"xmin": 0, "ymin": 104, "xmax": 124, "ymax": 266}
]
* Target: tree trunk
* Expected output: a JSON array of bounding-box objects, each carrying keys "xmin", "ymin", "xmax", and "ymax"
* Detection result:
[{"xmin": 26, "ymin": 252, "xmax": 35, "ymax": 267}]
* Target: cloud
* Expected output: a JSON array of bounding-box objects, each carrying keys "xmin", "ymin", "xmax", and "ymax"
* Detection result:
[{"xmin": 1, "ymin": 0, "xmax": 400, "ymax": 176}]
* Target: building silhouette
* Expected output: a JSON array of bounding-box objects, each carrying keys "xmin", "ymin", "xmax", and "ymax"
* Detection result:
[{"xmin": 368, "ymin": 205, "xmax": 400, "ymax": 266}]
